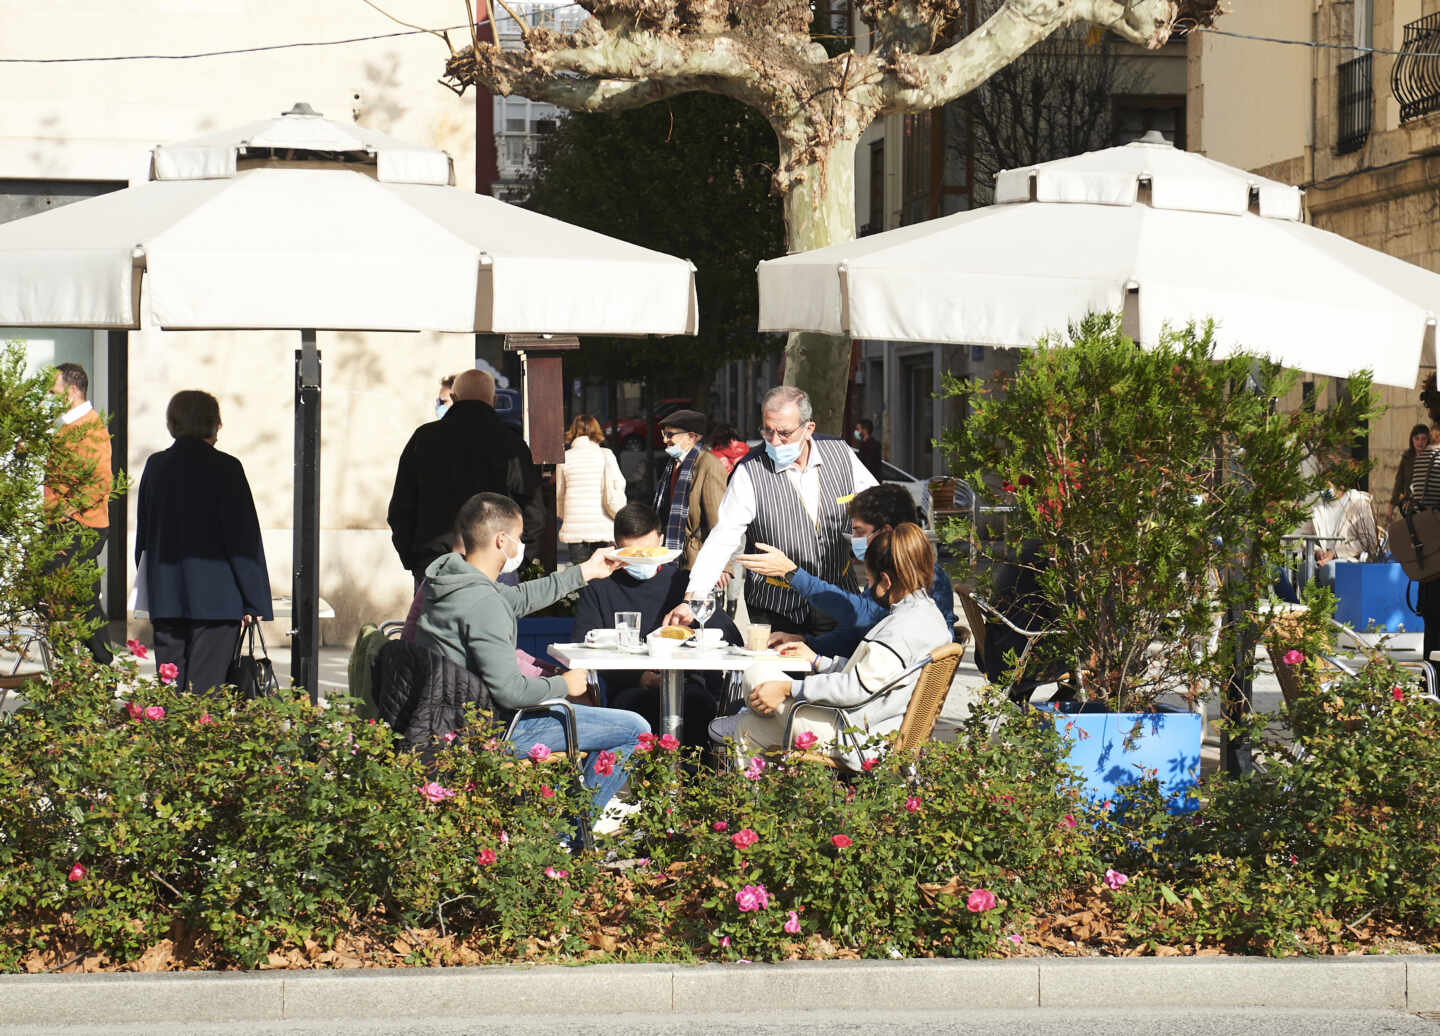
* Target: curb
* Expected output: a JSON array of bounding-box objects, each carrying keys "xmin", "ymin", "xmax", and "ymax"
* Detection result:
[{"xmin": 2, "ymin": 956, "xmax": 1439, "ymax": 1026}]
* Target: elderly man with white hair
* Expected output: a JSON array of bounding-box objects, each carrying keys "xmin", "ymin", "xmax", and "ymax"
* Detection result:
[
  {"xmin": 666, "ymin": 386, "xmax": 877, "ymax": 637},
  {"xmin": 387, "ymin": 368, "xmax": 543, "ymax": 586}
]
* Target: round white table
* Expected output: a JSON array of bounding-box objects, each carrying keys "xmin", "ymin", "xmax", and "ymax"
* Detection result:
[{"xmin": 546, "ymin": 642, "xmax": 811, "ymax": 740}]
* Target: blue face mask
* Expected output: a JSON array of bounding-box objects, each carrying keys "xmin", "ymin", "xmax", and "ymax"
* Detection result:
[
  {"xmin": 850, "ymin": 535, "xmax": 869, "ymax": 561},
  {"xmin": 765, "ymin": 440, "xmax": 803, "ymax": 469},
  {"xmin": 434, "ymin": 402, "xmax": 451, "ymax": 419},
  {"xmin": 665, "ymin": 443, "xmax": 687, "ymax": 460},
  {"xmin": 624, "ymin": 563, "xmax": 659, "ymax": 580}
]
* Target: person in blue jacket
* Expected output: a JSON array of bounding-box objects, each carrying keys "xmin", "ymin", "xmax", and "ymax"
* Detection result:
[
  {"xmin": 134, "ymin": 390, "xmax": 273, "ymax": 694},
  {"xmin": 736, "ymin": 483, "xmax": 956, "ymax": 659}
]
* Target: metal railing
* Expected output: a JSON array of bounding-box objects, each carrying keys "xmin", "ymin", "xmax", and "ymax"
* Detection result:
[
  {"xmin": 1394, "ymin": 12, "xmax": 1440, "ymax": 124},
  {"xmin": 1336, "ymin": 53, "xmax": 1372, "ymax": 154}
]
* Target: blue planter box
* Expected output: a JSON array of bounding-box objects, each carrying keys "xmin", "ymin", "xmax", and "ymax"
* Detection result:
[
  {"xmin": 1051, "ymin": 709, "xmax": 1202, "ymax": 814},
  {"xmin": 1333, "ymin": 561, "xmax": 1412, "ymax": 634},
  {"xmin": 516, "ymin": 616, "xmax": 574, "ymax": 668}
]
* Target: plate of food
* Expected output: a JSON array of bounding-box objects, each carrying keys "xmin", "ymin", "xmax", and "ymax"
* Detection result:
[
  {"xmin": 649, "ymin": 625, "xmax": 695, "ymax": 643},
  {"xmin": 609, "ymin": 545, "xmax": 682, "ymax": 566}
]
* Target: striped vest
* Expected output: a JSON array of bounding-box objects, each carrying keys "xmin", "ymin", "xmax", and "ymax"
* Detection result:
[{"xmin": 740, "ymin": 437, "xmax": 858, "ymax": 622}]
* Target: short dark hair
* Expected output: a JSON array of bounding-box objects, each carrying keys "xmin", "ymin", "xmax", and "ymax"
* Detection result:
[
  {"xmin": 857, "ymin": 418, "xmax": 873, "ymax": 435},
  {"xmin": 55, "ymin": 363, "xmax": 88, "ymax": 399},
  {"xmin": 849, "ymin": 483, "xmax": 917, "ymax": 530},
  {"xmin": 440, "ymin": 374, "xmax": 456, "ymax": 389},
  {"xmin": 165, "ymin": 390, "xmax": 221, "ymax": 440},
  {"xmin": 613, "ymin": 502, "xmax": 659, "ymax": 543},
  {"xmin": 455, "ymin": 492, "xmax": 522, "ymax": 554}
]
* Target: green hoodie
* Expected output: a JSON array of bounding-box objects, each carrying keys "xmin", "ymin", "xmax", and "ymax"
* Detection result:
[{"xmin": 414, "ymin": 553, "xmax": 585, "ymax": 710}]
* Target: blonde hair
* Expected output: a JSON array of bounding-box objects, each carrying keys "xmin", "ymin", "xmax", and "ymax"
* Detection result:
[
  {"xmin": 865, "ymin": 523, "xmax": 934, "ymax": 601},
  {"xmin": 566, "ymin": 413, "xmax": 605, "ymax": 446}
]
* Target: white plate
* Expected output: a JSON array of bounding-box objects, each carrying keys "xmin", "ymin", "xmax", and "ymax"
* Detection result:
[
  {"xmin": 732, "ymin": 646, "xmax": 784, "ymax": 658},
  {"xmin": 607, "ymin": 547, "xmax": 682, "ymax": 567}
]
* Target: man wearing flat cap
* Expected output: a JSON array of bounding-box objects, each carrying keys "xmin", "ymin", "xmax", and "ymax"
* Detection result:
[{"xmin": 653, "ymin": 408, "xmax": 727, "ymax": 570}]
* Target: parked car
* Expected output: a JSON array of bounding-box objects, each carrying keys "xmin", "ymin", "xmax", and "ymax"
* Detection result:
[
  {"xmin": 493, "ymin": 387, "xmax": 523, "ymax": 431},
  {"xmin": 605, "ymin": 397, "xmax": 693, "ymax": 452}
]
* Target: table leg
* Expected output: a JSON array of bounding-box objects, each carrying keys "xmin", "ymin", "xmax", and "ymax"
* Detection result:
[{"xmin": 660, "ymin": 670, "xmax": 684, "ymax": 741}]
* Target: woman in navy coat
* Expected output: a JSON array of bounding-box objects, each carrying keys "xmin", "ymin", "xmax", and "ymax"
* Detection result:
[{"xmin": 135, "ymin": 390, "xmax": 273, "ymax": 693}]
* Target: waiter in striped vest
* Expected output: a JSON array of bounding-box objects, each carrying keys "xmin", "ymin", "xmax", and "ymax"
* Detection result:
[{"xmin": 665, "ymin": 386, "xmax": 877, "ymax": 637}]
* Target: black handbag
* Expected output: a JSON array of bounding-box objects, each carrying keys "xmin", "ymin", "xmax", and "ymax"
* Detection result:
[
  {"xmin": 226, "ymin": 622, "xmax": 280, "ymax": 700},
  {"xmin": 1390, "ymin": 455, "xmax": 1440, "ymax": 583}
]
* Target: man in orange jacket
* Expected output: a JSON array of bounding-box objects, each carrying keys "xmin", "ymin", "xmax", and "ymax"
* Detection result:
[{"xmin": 44, "ymin": 363, "xmax": 113, "ymax": 664}]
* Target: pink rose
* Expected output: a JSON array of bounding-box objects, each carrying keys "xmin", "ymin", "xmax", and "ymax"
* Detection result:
[
  {"xmin": 637, "ymin": 732, "xmax": 657, "ymax": 746},
  {"xmin": 157, "ymin": 662, "xmax": 179, "ymax": 685},
  {"xmin": 712, "ymin": 821, "xmax": 729, "ymax": 832},
  {"xmin": 1393, "ymin": 686, "xmax": 1405, "ymax": 702},
  {"xmin": 125, "ymin": 639, "xmax": 148, "ymax": 660},
  {"xmin": 125, "ymin": 702, "xmax": 143, "ymax": 721},
  {"xmin": 1281, "ymin": 649, "xmax": 1303, "ymax": 666},
  {"xmin": 783, "ymin": 910, "xmax": 801, "ymax": 934},
  {"xmin": 1060, "ymin": 814, "xmax": 1076, "ymax": 829},
  {"xmin": 443, "ymin": 731, "xmax": 457, "ymax": 744},
  {"xmin": 417, "ymin": 781, "xmax": 455, "ymax": 804},
  {"xmin": 594, "ymin": 749, "xmax": 617, "ymax": 777},
  {"xmin": 793, "ymin": 730, "xmax": 818, "ymax": 750},
  {"xmin": 199, "ymin": 712, "xmax": 214, "ymax": 726},
  {"xmin": 499, "ymin": 830, "xmax": 509, "ymax": 845},
  {"xmin": 721, "ymin": 935, "xmax": 730, "ymax": 948},
  {"xmin": 528, "ymin": 743, "xmax": 552, "ymax": 762},
  {"xmin": 861, "ymin": 757, "xmax": 879, "ymax": 771},
  {"xmin": 830, "ymin": 834, "xmax": 852, "ymax": 849},
  {"xmin": 634, "ymin": 740, "xmax": 653, "ymax": 754},
  {"xmin": 735, "ymin": 883, "xmax": 770, "ymax": 912},
  {"xmin": 143, "ymin": 705, "xmax": 165, "ymax": 722},
  {"xmin": 1104, "ymin": 868, "xmax": 1129, "ymax": 890},
  {"xmin": 743, "ymin": 757, "xmax": 765, "ymax": 780},
  {"xmin": 67, "ymin": 863, "xmax": 87, "ymax": 882},
  {"xmin": 731, "ymin": 828, "xmax": 759, "ymax": 850},
  {"xmin": 966, "ymin": 888, "xmax": 997, "ymax": 912},
  {"xmin": 540, "ymin": 785, "xmax": 555, "ymax": 799},
  {"xmin": 476, "ymin": 849, "xmax": 497, "ymax": 866},
  {"xmin": 904, "ymin": 796, "xmax": 921, "ymax": 813},
  {"xmin": 544, "ymin": 866, "xmax": 570, "ymax": 879},
  {"xmin": 658, "ymin": 733, "xmax": 680, "ymax": 751}
]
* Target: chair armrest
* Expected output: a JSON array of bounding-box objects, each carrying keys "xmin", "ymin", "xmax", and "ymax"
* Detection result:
[{"xmin": 971, "ymin": 594, "xmax": 1052, "ymax": 639}]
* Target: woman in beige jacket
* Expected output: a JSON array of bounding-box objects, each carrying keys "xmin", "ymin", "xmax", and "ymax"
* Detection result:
[{"xmin": 557, "ymin": 414, "xmax": 628, "ymax": 563}]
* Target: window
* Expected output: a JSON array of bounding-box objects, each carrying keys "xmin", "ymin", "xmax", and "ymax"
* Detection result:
[
  {"xmin": 866, "ymin": 142, "xmax": 884, "ymax": 235},
  {"xmin": 1111, "ymin": 96, "xmax": 1186, "ymax": 149}
]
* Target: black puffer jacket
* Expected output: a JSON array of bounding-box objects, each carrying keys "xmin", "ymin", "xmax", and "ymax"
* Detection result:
[{"xmin": 374, "ymin": 640, "xmax": 496, "ymax": 756}]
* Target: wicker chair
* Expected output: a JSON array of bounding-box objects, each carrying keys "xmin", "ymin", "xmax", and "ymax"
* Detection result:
[{"xmin": 781, "ymin": 641, "xmax": 967, "ymax": 771}]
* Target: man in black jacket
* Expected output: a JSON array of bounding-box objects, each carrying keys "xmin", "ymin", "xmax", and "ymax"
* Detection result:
[{"xmin": 387, "ymin": 369, "xmax": 542, "ymax": 585}]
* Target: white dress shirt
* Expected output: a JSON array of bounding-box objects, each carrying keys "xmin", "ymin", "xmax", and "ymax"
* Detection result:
[
  {"xmin": 684, "ymin": 439, "xmax": 878, "ymax": 599},
  {"xmin": 59, "ymin": 400, "xmax": 93, "ymax": 426}
]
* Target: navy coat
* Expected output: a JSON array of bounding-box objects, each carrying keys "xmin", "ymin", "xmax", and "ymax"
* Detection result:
[{"xmin": 134, "ymin": 437, "xmax": 273, "ymax": 622}]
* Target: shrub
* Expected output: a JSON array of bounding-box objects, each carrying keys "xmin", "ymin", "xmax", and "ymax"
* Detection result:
[{"xmin": 939, "ymin": 314, "xmax": 1375, "ymax": 709}]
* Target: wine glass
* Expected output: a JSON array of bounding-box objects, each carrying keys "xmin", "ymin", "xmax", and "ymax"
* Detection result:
[{"xmin": 689, "ymin": 595, "xmax": 716, "ymax": 644}]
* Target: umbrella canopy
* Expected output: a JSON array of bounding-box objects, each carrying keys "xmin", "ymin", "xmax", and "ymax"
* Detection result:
[
  {"xmin": 0, "ymin": 104, "xmax": 698, "ymax": 335},
  {"xmin": 758, "ymin": 132, "xmax": 1436, "ymax": 388}
]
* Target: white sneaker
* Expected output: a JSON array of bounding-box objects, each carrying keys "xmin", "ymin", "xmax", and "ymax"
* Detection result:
[{"xmin": 592, "ymin": 798, "xmax": 641, "ymax": 836}]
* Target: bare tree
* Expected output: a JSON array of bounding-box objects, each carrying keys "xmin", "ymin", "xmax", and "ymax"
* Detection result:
[
  {"xmin": 954, "ymin": 14, "xmax": 1151, "ymax": 206},
  {"xmin": 441, "ymin": 0, "xmax": 1221, "ymax": 430}
]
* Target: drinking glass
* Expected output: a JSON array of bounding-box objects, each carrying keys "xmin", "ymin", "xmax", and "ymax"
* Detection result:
[
  {"xmin": 614, "ymin": 611, "xmax": 642, "ymax": 650},
  {"xmin": 689, "ymin": 595, "xmax": 715, "ymax": 640}
]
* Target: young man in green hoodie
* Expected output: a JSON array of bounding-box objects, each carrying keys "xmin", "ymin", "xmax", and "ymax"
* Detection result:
[{"xmin": 415, "ymin": 492, "xmax": 647, "ymax": 825}]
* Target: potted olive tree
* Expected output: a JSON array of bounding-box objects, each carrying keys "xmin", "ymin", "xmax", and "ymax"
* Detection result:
[{"xmin": 942, "ymin": 315, "xmax": 1375, "ymax": 809}]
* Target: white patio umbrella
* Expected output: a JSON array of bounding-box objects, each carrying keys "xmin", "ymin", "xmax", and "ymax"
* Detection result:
[
  {"xmin": 758, "ymin": 131, "xmax": 1436, "ymax": 389},
  {"xmin": 0, "ymin": 103, "xmax": 698, "ymax": 695}
]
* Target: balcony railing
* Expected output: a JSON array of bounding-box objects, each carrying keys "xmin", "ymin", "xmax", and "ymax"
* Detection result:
[
  {"xmin": 1336, "ymin": 53, "xmax": 1372, "ymax": 154},
  {"xmin": 1393, "ymin": 12, "xmax": 1440, "ymax": 124}
]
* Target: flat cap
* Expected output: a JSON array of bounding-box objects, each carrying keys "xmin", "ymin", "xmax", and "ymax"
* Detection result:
[{"xmin": 661, "ymin": 409, "xmax": 707, "ymax": 435}]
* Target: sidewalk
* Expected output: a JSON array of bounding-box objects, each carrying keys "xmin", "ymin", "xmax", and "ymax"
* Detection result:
[{"xmin": 2, "ymin": 956, "xmax": 1439, "ymax": 1028}]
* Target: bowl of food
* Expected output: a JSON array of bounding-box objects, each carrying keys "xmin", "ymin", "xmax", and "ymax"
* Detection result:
[
  {"xmin": 611, "ymin": 545, "xmax": 682, "ymax": 567},
  {"xmin": 647, "ymin": 625, "xmax": 693, "ymax": 659}
]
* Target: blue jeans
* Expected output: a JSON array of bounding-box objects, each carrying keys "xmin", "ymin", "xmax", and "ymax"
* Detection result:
[{"xmin": 506, "ymin": 703, "xmax": 650, "ymax": 814}]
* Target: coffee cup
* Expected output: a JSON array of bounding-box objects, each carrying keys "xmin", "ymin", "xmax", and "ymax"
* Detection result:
[
  {"xmin": 584, "ymin": 628, "xmax": 619, "ymax": 647},
  {"xmin": 694, "ymin": 628, "xmax": 726, "ymax": 650}
]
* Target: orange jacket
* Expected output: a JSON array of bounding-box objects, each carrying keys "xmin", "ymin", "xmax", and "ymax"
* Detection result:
[{"xmin": 45, "ymin": 409, "xmax": 112, "ymax": 529}]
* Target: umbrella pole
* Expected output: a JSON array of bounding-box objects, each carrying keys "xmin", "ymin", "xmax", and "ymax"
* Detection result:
[{"xmin": 292, "ymin": 330, "xmax": 322, "ymax": 705}]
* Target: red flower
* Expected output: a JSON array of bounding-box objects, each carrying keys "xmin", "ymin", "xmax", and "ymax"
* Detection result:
[
  {"xmin": 125, "ymin": 638, "xmax": 148, "ymax": 660},
  {"xmin": 1392, "ymin": 686, "xmax": 1405, "ymax": 702},
  {"xmin": 157, "ymin": 662, "xmax": 179, "ymax": 684},
  {"xmin": 634, "ymin": 740, "xmax": 653, "ymax": 754},
  {"xmin": 67, "ymin": 863, "xmax": 87, "ymax": 882},
  {"xmin": 199, "ymin": 712, "xmax": 215, "ymax": 726},
  {"xmin": 793, "ymin": 730, "xmax": 818, "ymax": 750},
  {"xmin": 904, "ymin": 796, "xmax": 921, "ymax": 813},
  {"xmin": 731, "ymin": 828, "xmax": 759, "ymax": 849},
  {"xmin": 637, "ymin": 732, "xmax": 657, "ymax": 745},
  {"xmin": 594, "ymin": 749, "xmax": 617, "ymax": 777},
  {"xmin": 830, "ymin": 834, "xmax": 852, "ymax": 848},
  {"xmin": 658, "ymin": 733, "xmax": 680, "ymax": 751},
  {"xmin": 540, "ymin": 785, "xmax": 555, "ymax": 799},
  {"xmin": 1059, "ymin": 814, "xmax": 1077, "ymax": 829},
  {"xmin": 712, "ymin": 821, "xmax": 729, "ymax": 832},
  {"xmin": 125, "ymin": 702, "xmax": 143, "ymax": 721},
  {"xmin": 476, "ymin": 849, "xmax": 497, "ymax": 866},
  {"xmin": 966, "ymin": 888, "xmax": 997, "ymax": 912},
  {"xmin": 861, "ymin": 757, "xmax": 879, "ymax": 771},
  {"xmin": 143, "ymin": 705, "xmax": 166, "ymax": 722}
]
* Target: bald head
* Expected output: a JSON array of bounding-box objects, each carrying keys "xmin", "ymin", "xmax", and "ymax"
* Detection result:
[{"xmin": 452, "ymin": 369, "xmax": 495, "ymax": 405}]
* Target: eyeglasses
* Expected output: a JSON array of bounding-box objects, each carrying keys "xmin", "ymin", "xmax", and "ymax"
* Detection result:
[
  {"xmin": 660, "ymin": 429, "xmax": 686, "ymax": 442},
  {"xmin": 760, "ymin": 423, "xmax": 806, "ymax": 443}
]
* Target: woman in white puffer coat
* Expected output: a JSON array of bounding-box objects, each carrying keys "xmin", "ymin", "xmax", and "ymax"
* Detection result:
[{"xmin": 556, "ymin": 414, "xmax": 628, "ymax": 564}]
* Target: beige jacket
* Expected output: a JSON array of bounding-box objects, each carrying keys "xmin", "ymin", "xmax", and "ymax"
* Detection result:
[{"xmin": 557, "ymin": 438, "xmax": 627, "ymax": 543}]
